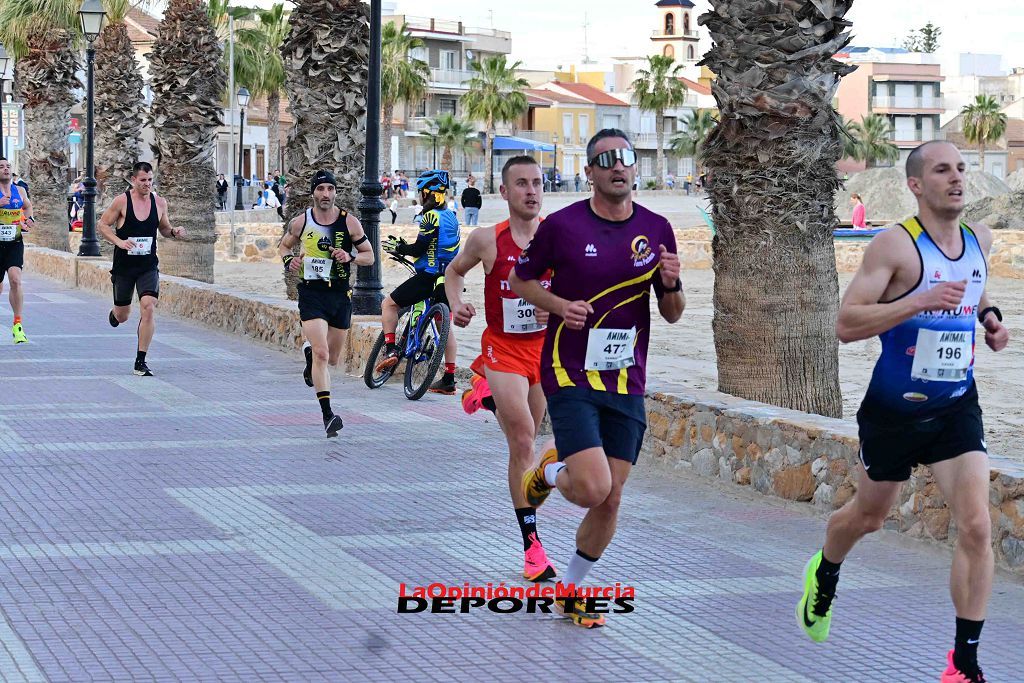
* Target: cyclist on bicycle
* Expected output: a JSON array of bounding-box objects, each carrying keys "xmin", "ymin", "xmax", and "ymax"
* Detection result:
[{"xmin": 376, "ymin": 169, "xmax": 461, "ymax": 394}]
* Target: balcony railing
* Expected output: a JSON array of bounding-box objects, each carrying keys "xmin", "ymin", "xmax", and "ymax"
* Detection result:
[
  {"xmin": 404, "ymin": 16, "xmax": 463, "ymax": 35},
  {"xmin": 872, "ymin": 96, "xmax": 944, "ymax": 110},
  {"xmin": 464, "ymin": 26, "xmax": 511, "ymax": 40},
  {"xmin": 430, "ymin": 68, "xmax": 474, "ymax": 86},
  {"xmin": 652, "ymin": 29, "xmax": 698, "ymax": 39},
  {"xmin": 888, "ymin": 130, "xmax": 946, "ymax": 143},
  {"xmin": 405, "ymin": 118, "xmax": 432, "ymax": 132}
]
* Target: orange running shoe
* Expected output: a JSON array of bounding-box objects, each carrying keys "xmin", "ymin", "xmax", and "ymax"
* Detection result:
[
  {"xmin": 522, "ymin": 447, "xmax": 559, "ymax": 508},
  {"xmin": 523, "ymin": 532, "xmax": 556, "ymax": 582},
  {"xmin": 555, "ymin": 597, "xmax": 606, "ymax": 629},
  {"xmin": 461, "ymin": 374, "xmax": 493, "ymax": 414}
]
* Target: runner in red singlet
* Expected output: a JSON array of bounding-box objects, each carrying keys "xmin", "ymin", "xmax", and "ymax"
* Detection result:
[{"xmin": 445, "ymin": 156, "xmax": 557, "ymax": 582}]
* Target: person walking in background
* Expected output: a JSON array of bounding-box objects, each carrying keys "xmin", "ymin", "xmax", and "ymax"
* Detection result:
[
  {"xmin": 851, "ymin": 193, "xmax": 867, "ymax": 229},
  {"xmin": 389, "ymin": 197, "xmax": 398, "ymax": 224},
  {"xmin": 461, "ymin": 175, "xmax": 482, "ymax": 226},
  {"xmin": 216, "ymin": 174, "xmax": 228, "ymax": 210},
  {"xmin": 381, "ymin": 172, "xmax": 392, "ymax": 199},
  {"xmin": 574, "ymin": 172, "xmax": 581, "ymax": 192}
]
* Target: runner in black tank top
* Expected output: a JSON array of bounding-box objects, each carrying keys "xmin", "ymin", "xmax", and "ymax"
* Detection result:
[{"xmin": 98, "ymin": 162, "xmax": 187, "ymax": 377}]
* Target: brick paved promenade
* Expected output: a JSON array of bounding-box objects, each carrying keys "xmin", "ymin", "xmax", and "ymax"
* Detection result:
[{"xmin": 1, "ymin": 274, "xmax": 1022, "ymax": 682}]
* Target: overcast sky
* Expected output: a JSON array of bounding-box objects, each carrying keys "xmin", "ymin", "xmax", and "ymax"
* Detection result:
[{"xmin": 387, "ymin": 0, "xmax": 1024, "ymax": 74}]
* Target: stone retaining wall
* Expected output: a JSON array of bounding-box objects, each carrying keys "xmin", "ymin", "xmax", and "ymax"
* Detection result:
[{"xmin": 23, "ymin": 246, "xmax": 1024, "ymax": 575}]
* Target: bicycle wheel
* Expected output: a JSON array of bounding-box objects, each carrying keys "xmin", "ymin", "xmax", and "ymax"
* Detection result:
[
  {"xmin": 403, "ymin": 302, "xmax": 450, "ymax": 400},
  {"xmin": 363, "ymin": 309, "xmax": 411, "ymax": 389}
]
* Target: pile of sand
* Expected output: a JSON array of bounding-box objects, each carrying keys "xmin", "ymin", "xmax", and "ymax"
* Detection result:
[
  {"xmin": 835, "ymin": 167, "xmax": 1009, "ymax": 223},
  {"xmin": 963, "ymin": 190, "xmax": 1024, "ymax": 229},
  {"xmin": 1005, "ymin": 169, "xmax": 1024, "ymax": 192}
]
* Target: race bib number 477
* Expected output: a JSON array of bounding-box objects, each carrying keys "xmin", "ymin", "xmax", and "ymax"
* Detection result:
[{"xmin": 584, "ymin": 327, "xmax": 637, "ymax": 371}]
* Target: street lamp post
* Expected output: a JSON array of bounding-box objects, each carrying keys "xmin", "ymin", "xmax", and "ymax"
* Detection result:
[
  {"xmin": 77, "ymin": 0, "xmax": 108, "ymax": 257},
  {"xmin": 234, "ymin": 86, "xmax": 250, "ymax": 211},
  {"xmin": 353, "ymin": 0, "xmax": 385, "ymax": 314},
  {"xmin": 552, "ymin": 133, "xmax": 558, "ymax": 192},
  {"xmin": 0, "ymin": 43, "xmax": 9, "ymax": 161}
]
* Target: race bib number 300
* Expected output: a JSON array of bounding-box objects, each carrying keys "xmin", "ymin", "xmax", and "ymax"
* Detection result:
[
  {"xmin": 911, "ymin": 328, "xmax": 972, "ymax": 382},
  {"xmin": 127, "ymin": 236, "xmax": 153, "ymax": 255},
  {"xmin": 502, "ymin": 297, "xmax": 544, "ymax": 333},
  {"xmin": 303, "ymin": 257, "xmax": 331, "ymax": 281},
  {"xmin": 584, "ymin": 327, "xmax": 637, "ymax": 371},
  {"xmin": 0, "ymin": 224, "xmax": 15, "ymax": 241}
]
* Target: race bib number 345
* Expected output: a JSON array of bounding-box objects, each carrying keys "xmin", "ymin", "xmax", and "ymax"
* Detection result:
[
  {"xmin": 911, "ymin": 328, "xmax": 972, "ymax": 382},
  {"xmin": 584, "ymin": 327, "xmax": 637, "ymax": 371},
  {"xmin": 502, "ymin": 297, "xmax": 544, "ymax": 334}
]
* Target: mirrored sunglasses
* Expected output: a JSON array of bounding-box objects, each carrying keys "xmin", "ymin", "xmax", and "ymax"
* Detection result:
[{"xmin": 588, "ymin": 148, "xmax": 637, "ymax": 169}]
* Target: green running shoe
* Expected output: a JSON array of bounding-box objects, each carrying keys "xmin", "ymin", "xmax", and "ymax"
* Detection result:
[
  {"xmin": 796, "ymin": 550, "xmax": 834, "ymax": 643},
  {"xmin": 11, "ymin": 322, "xmax": 28, "ymax": 344}
]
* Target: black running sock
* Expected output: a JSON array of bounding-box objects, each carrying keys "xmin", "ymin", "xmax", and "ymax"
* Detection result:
[
  {"xmin": 109, "ymin": 310, "xmax": 120, "ymax": 328},
  {"xmin": 481, "ymin": 395, "xmax": 497, "ymax": 413},
  {"xmin": 317, "ymin": 391, "xmax": 332, "ymax": 421},
  {"xmin": 953, "ymin": 617, "xmax": 984, "ymax": 675},
  {"xmin": 515, "ymin": 507, "xmax": 539, "ymax": 551},
  {"xmin": 136, "ymin": 350, "xmax": 147, "ymax": 364},
  {"xmin": 815, "ymin": 551, "xmax": 842, "ymax": 594}
]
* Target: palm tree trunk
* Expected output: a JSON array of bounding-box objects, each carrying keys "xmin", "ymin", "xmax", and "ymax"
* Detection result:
[
  {"xmin": 441, "ymin": 145, "xmax": 453, "ymax": 171},
  {"xmin": 978, "ymin": 144, "xmax": 986, "ymax": 174},
  {"xmin": 702, "ymin": 0, "xmax": 848, "ymax": 418},
  {"xmin": 485, "ymin": 124, "xmax": 496, "ymax": 193},
  {"xmin": 95, "ymin": 21, "xmax": 145, "ymax": 258},
  {"xmin": 655, "ymin": 111, "xmax": 665, "ymax": 190},
  {"xmin": 381, "ymin": 101, "xmax": 395, "ymax": 174},
  {"xmin": 16, "ymin": 35, "xmax": 79, "ymax": 252},
  {"xmin": 267, "ymin": 90, "xmax": 282, "ymax": 177}
]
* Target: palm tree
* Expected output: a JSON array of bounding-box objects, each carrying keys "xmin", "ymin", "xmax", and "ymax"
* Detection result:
[
  {"xmin": 461, "ymin": 55, "xmax": 529, "ymax": 193},
  {"xmin": 844, "ymin": 114, "xmax": 899, "ymax": 167},
  {"xmin": 382, "ymin": 21, "xmax": 428, "ymax": 173},
  {"xmin": 94, "ymin": 0, "xmax": 145, "ymax": 218},
  {"xmin": 632, "ymin": 55, "xmax": 690, "ymax": 190},
  {"xmin": 0, "ymin": 0, "xmax": 81, "ymax": 252},
  {"xmin": 670, "ymin": 109, "xmax": 716, "ymax": 172},
  {"xmin": 421, "ymin": 114, "xmax": 477, "ymax": 171},
  {"xmin": 280, "ymin": 0, "xmax": 367, "ymax": 300},
  {"xmin": 961, "ymin": 94, "xmax": 1008, "ymax": 173},
  {"xmin": 236, "ymin": 4, "xmax": 288, "ymax": 176},
  {"xmin": 701, "ymin": 0, "xmax": 853, "ymax": 417},
  {"xmin": 147, "ymin": 0, "xmax": 225, "ymax": 283}
]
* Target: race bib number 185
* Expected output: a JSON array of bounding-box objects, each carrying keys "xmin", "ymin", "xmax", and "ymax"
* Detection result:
[{"xmin": 303, "ymin": 257, "xmax": 331, "ymax": 280}]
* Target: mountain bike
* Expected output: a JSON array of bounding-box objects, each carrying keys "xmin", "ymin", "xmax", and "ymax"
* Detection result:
[{"xmin": 363, "ymin": 250, "xmax": 451, "ymax": 400}]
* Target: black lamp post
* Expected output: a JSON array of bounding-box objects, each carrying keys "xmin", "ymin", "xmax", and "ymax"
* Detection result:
[
  {"xmin": 0, "ymin": 43, "xmax": 8, "ymax": 160},
  {"xmin": 234, "ymin": 86, "xmax": 250, "ymax": 211},
  {"xmin": 77, "ymin": 0, "xmax": 107, "ymax": 257},
  {"xmin": 551, "ymin": 133, "xmax": 558, "ymax": 192},
  {"xmin": 353, "ymin": 0, "xmax": 385, "ymax": 314}
]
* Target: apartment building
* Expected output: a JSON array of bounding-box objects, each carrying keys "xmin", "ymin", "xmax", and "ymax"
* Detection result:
[{"xmin": 835, "ymin": 47, "xmax": 945, "ymax": 172}]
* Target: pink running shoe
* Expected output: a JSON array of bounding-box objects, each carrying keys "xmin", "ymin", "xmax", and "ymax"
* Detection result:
[
  {"xmin": 941, "ymin": 650, "xmax": 987, "ymax": 683},
  {"xmin": 461, "ymin": 374, "xmax": 493, "ymax": 415},
  {"xmin": 523, "ymin": 532, "xmax": 557, "ymax": 582}
]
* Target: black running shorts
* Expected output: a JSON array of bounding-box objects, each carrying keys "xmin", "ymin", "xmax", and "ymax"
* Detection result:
[
  {"xmin": 857, "ymin": 383, "xmax": 986, "ymax": 482},
  {"xmin": 297, "ymin": 283, "xmax": 353, "ymax": 330},
  {"xmin": 0, "ymin": 240, "xmax": 24, "ymax": 282},
  {"xmin": 546, "ymin": 386, "xmax": 648, "ymax": 465},
  {"xmin": 111, "ymin": 269, "xmax": 160, "ymax": 307},
  {"xmin": 390, "ymin": 271, "xmax": 447, "ymax": 309}
]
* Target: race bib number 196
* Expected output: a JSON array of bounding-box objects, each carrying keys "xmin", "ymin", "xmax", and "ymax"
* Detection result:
[
  {"xmin": 303, "ymin": 257, "xmax": 331, "ymax": 280},
  {"xmin": 584, "ymin": 327, "xmax": 637, "ymax": 371},
  {"xmin": 911, "ymin": 328, "xmax": 972, "ymax": 382},
  {"xmin": 502, "ymin": 297, "xmax": 544, "ymax": 333}
]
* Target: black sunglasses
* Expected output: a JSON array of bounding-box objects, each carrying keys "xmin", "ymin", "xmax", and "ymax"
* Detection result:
[{"xmin": 588, "ymin": 148, "xmax": 637, "ymax": 169}]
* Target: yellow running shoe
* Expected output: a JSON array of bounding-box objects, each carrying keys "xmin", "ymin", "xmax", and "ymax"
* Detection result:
[
  {"xmin": 796, "ymin": 550, "xmax": 835, "ymax": 643},
  {"xmin": 556, "ymin": 597, "xmax": 606, "ymax": 629},
  {"xmin": 11, "ymin": 323, "xmax": 28, "ymax": 344},
  {"xmin": 522, "ymin": 447, "xmax": 559, "ymax": 508}
]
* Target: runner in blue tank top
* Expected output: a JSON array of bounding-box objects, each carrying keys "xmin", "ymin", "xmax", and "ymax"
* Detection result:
[{"xmin": 796, "ymin": 142, "xmax": 1009, "ymax": 683}]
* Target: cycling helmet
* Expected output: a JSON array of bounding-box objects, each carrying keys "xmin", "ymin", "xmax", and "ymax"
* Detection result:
[
  {"xmin": 416, "ymin": 169, "xmax": 450, "ymax": 211},
  {"xmin": 416, "ymin": 169, "xmax": 451, "ymax": 192}
]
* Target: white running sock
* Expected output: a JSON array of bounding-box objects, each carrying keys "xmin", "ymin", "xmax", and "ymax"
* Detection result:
[
  {"xmin": 543, "ymin": 462, "xmax": 566, "ymax": 487},
  {"xmin": 563, "ymin": 549, "xmax": 598, "ymax": 587}
]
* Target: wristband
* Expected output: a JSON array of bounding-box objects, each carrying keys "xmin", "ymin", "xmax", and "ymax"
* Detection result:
[
  {"xmin": 282, "ymin": 254, "xmax": 294, "ymax": 269},
  {"xmin": 978, "ymin": 306, "xmax": 1002, "ymax": 324},
  {"xmin": 663, "ymin": 278, "xmax": 682, "ymax": 293}
]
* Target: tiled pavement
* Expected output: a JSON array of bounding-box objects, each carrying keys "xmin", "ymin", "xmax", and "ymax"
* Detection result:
[{"xmin": 0, "ymin": 274, "xmax": 1022, "ymax": 683}]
